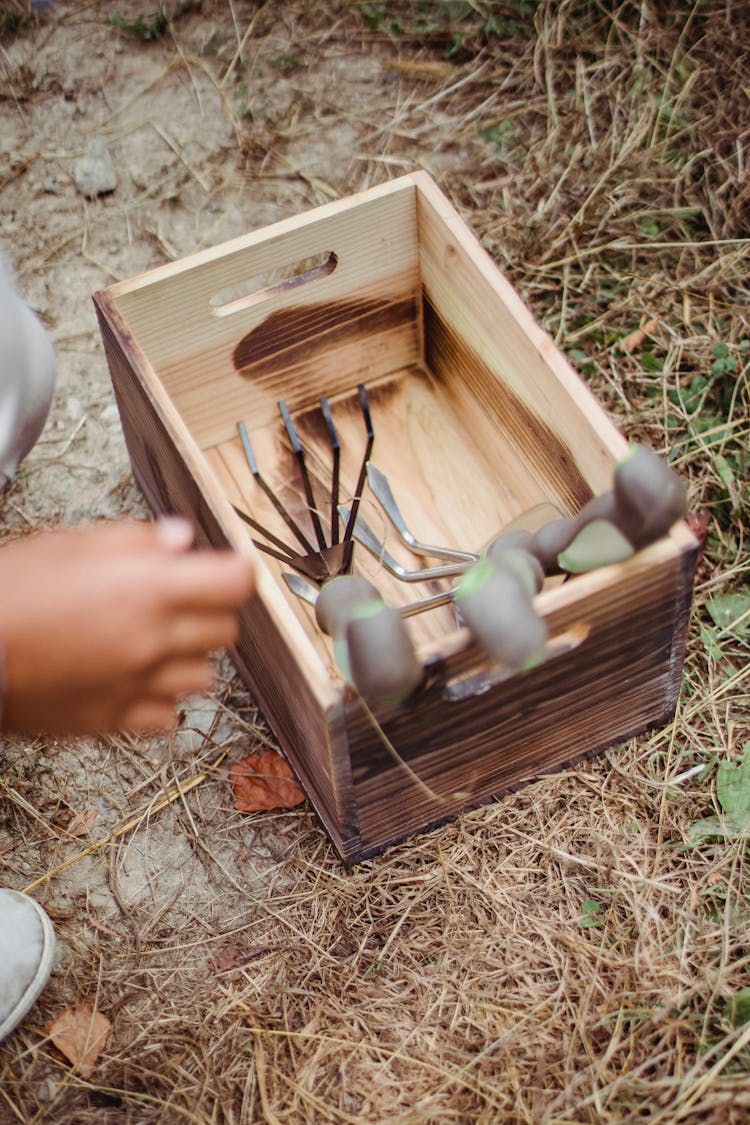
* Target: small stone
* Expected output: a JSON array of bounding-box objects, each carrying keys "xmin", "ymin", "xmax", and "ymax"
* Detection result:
[
  {"xmin": 73, "ymin": 138, "xmax": 117, "ymax": 198},
  {"xmin": 173, "ymin": 696, "xmax": 235, "ymax": 753},
  {"xmin": 35, "ymin": 1079, "xmax": 59, "ymax": 1103},
  {"xmin": 66, "ymin": 396, "xmax": 83, "ymax": 421},
  {"xmin": 100, "ymin": 402, "xmax": 120, "ymax": 426}
]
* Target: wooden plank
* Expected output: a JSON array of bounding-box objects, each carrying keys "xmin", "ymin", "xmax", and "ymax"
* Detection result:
[
  {"xmin": 155, "ymin": 280, "xmax": 420, "ymax": 446},
  {"xmin": 105, "ymin": 178, "xmax": 418, "ymax": 355},
  {"xmin": 411, "ymin": 169, "xmax": 627, "ymax": 511},
  {"xmin": 106, "ymin": 181, "xmax": 422, "ymax": 439}
]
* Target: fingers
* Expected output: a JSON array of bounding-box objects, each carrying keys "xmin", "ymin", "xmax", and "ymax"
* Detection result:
[
  {"xmin": 157, "ymin": 609, "xmax": 240, "ymax": 658},
  {"xmin": 119, "ymin": 697, "xmax": 182, "ymax": 733},
  {"xmin": 117, "ymin": 655, "xmax": 220, "ymax": 733},
  {"xmin": 115, "ymin": 664, "xmax": 216, "ymax": 733},
  {"xmin": 83, "ymin": 519, "xmax": 257, "ymax": 609},
  {"xmin": 160, "ymin": 551, "xmax": 256, "ymax": 611},
  {"xmin": 0, "ymin": 516, "xmax": 257, "ymax": 739},
  {"xmin": 73, "ymin": 657, "xmax": 218, "ymax": 735},
  {"xmin": 154, "ymin": 515, "xmax": 195, "ymax": 553},
  {"xmin": 146, "ymin": 656, "xmax": 216, "ymax": 698}
]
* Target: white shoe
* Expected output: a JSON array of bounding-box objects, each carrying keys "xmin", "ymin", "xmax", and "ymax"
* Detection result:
[{"xmin": 0, "ymin": 889, "xmax": 56, "ymax": 1041}]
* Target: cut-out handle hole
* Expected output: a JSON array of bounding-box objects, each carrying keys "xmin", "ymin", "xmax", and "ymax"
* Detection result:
[
  {"xmin": 440, "ymin": 621, "xmax": 591, "ymax": 703},
  {"xmin": 209, "ymin": 251, "xmax": 337, "ymax": 317}
]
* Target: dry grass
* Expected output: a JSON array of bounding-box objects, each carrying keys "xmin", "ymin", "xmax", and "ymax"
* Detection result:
[{"xmin": 1, "ymin": 1, "xmax": 749, "ymax": 1121}]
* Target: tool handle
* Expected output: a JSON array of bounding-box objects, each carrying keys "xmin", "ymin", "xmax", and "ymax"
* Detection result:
[{"xmin": 529, "ymin": 444, "xmax": 688, "ymax": 575}]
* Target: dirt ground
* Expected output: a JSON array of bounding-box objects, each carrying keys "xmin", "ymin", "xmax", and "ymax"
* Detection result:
[{"xmin": 1, "ymin": 2, "xmax": 749, "ymax": 1123}]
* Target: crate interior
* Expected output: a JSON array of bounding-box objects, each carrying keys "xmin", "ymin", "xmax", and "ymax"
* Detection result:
[{"xmin": 108, "ymin": 175, "xmax": 629, "ymax": 678}]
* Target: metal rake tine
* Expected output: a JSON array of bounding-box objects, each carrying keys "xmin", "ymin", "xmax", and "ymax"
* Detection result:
[
  {"xmin": 320, "ymin": 395, "xmax": 340, "ymax": 546},
  {"xmin": 232, "ymin": 504, "xmax": 304, "ymax": 562},
  {"xmin": 342, "ymin": 383, "xmax": 374, "ymax": 544},
  {"xmin": 251, "ymin": 540, "xmax": 305, "ymax": 567},
  {"xmin": 234, "ymin": 506, "xmax": 343, "ymax": 581},
  {"xmin": 237, "ymin": 420, "xmax": 316, "ymax": 555},
  {"xmin": 279, "ymin": 400, "xmax": 327, "ymax": 552}
]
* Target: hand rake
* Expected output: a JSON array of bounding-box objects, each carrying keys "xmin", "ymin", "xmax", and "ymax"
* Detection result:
[{"xmin": 233, "ymin": 383, "xmax": 374, "ymax": 582}]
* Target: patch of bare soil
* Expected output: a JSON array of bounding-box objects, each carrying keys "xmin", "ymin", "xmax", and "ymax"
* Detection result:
[{"xmin": 1, "ymin": 2, "xmax": 749, "ymax": 1122}]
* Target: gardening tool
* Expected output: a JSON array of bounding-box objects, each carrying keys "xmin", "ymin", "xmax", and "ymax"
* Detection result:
[
  {"xmin": 454, "ymin": 544, "xmax": 548, "ymax": 671},
  {"xmin": 365, "ymin": 463, "xmax": 477, "ymax": 563},
  {"xmin": 282, "ymin": 571, "xmax": 457, "ymax": 618},
  {"xmin": 233, "ymin": 384, "xmax": 374, "ymax": 582},
  {"xmin": 345, "ymin": 448, "xmax": 685, "ymax": 583},
  {"xmin": 312, "ymin": 574, "xmax": 423, "ymax": 705},
  {"xmin": 531, "ymin": 443, "xmax": 688, "ymax": 574},
  {"xmin": 453, "ymin": 444, "xmax": 687, "ymax": 669},
  {"xmin": 281, "ymin": 444, "xmax": 688, "ymax": 705},
  {"xmin": 337, "ymin": 507, "xmax": 471, "ymax": 583},
  {"xmin": 345, "ymin": 465, "xmax": 565, "ymax": 582}
]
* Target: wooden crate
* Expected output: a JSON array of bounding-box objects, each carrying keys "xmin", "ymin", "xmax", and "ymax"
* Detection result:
[{"xmin": 93, "ymin": 172, "xmax": 696, "ymax": 863}]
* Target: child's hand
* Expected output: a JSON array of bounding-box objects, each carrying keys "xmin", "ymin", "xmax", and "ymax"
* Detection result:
[{"xmin": 0, "ymin": 518, "xmax": 255, "ymax": 736}]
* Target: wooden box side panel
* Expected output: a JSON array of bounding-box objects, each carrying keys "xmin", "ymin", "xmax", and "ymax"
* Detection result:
[
  {"xmin": 345, "ymin": 539, "xmax": 696, "ymax": 858},
  {"xmin": 412, "ymin": 172, "xmax": 628, "ymax": 514},
  {"xmin": 94, "ymin": 300, "xmax": 361, "ymax": 859},
  {"xmin": 107, "ymin": 183, "xmax": 422, "ymax": 444}
]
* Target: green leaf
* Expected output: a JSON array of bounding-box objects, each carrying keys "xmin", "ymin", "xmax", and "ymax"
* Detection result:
[
  {"xmin": 357, "ymin": 2, "xmax": 386, "ymax": 30},
  {"xmin": 669, "ymin": 374, "xmax": 708, "ymax": 413},
  {"xmin": 686, "ymin": 746, "xmax": 750, "ymax": 845},
  {"xmin": 106, "ymin": 5, "xmax": 171, "ymax": 39},
  {"xmin": 687, "ymin": 816, "xmax": 726, "ymax": 845},
  {"xmin": 706, "ymin": 592, "xmax": 750, "ymax": 637},
  {"xmin": 699, "ymin": 624, "xmax": 724, "ymax": 662},
  {"xmin": 686, "ymin": 811, "xmax": 750, "ymax": 845},
  {"xmin": 710, "ymin": 341, "xmax": 738, "ymax": 377},
  {"xmin": 712, "ymin": 356, "xmax": 737, "ymax": 377},
  {"xmin": 716, "ymin": 746, "xmax": 750, "ymax": 817},
  {"xmin": 713, "ymin": 453, "xmax": 738, "ymax": 495},
  {"xmin": 688, "ymin": 812, "xmax": 750, "ymax": 844},
  {"xmin": 579, "ymin": 899, "xmax": 602, "ymax": 928},
  {"xmin": 479, "ymin": 120, "xmax": 518, "ymax": 149},
  {"xmin": 640, "ymin": 351, "xmax": 664, "ymax": 373},
  {"xmin": 724, "ymin": 988, "xmax": 750, "ymax": 1027}
]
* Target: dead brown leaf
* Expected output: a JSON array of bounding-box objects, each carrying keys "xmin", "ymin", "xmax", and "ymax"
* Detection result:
[
  {"xmin": 211, "ymin": 943, "xmax": 282, "ymax": 973},
  {"xmin": 619, "ymin": 316, "xmax": 660, "ymax": 354},
  {"xmin": 230, "ymin": 750, "xmax": 306, "ymax": 812},
  {"xmin": 66, "ymin": 808, "xmax": 97, "ymax": 837},
  {"xmin": 211, "ymin": 942, "xmax": 247, "ymax": 973},
  {"xmin": 45, "ymin": 1002, "xmax": 111, "ymax": 1079}
]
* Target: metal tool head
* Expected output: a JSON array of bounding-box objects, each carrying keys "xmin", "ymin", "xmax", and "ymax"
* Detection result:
[
  {"xmin": 365, "ymin": 462, "xmax": 477, "ymax": 563},
  {"xmin": 236, "ymin": 386, "xmax": 374, "ymax": 582},
  {"xmin": 338, "ymin": 507, "xmax": 471, "ymax": 583},
  {"xmin": 282, "ymin": 571, "xmax": 457, "ymax": 619}
]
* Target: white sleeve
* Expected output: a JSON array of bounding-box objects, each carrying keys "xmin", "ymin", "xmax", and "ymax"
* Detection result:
[{"xmin": 0, "ymin": 254, "xmax": 56, "ymax": 491}]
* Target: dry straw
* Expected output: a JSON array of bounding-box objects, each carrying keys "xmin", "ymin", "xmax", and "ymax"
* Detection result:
[{"xmin": 1, "ymin": 1, "xmax": 748, "ymax": 1121}]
